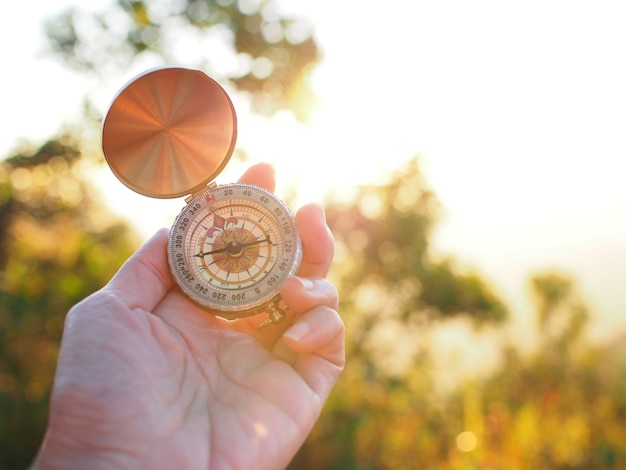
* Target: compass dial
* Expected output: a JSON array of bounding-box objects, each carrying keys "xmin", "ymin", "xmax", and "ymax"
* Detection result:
[{"xmin": 168, "ymin": 183, "xmax": 302, "ymax": 319}]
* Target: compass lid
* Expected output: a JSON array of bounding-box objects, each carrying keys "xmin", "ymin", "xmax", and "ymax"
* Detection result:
[{"xmin": 102, "ymin": 66, "xmax": 237, "ymax": 198}]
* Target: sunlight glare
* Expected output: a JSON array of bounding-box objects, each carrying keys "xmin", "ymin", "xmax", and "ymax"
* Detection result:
[
  {"xmin": 358, "ymin": 192, "xmax": 383, "ymax": 220},
  {"xmin": 456, "ymin": 431, "xmax": 477, "ymax": 452},
  {"xmin": 253, "ymin": 421, "xmax": 269, "ymax": 438},
  {"xmin": 251, "ymin": 57, "xmax": 274, "ymax": 79}
]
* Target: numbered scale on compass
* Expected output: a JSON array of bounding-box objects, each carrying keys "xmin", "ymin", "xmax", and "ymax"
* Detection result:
[
  {"xmin": 169, "ymin": 184, "xmax": 301, "ymax": 319},
  {"xmin": 101, "ymin": 66, "xmax": 302, "ymax": 327}
]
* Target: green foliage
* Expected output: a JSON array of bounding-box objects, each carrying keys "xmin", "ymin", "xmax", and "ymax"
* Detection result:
[
  {"xmin": 3, "ymin": 143, "xmax": 626, "ymax": 468},
  {"xmin": 289, "ymin": 271, "xmax": 626, "ymax": 469},
  {"xmin": 325, "ymin": 158, "xmax": 507, "ymax": 328},
  {"xmin": 1, "ymin": 2, "xmax": 622, "ymax": 468},
  {"xmin": 287, "ymin": 160, "xmax": 626, "ymax": 468},
  {"xmin": 44, "ymin": 0, "xmax": 320, "ymax": 119},
  {"xmin": 0, "ymin": 137, "xmax": 137, "ymax": 468},
  {"xmin": 531, "ymin": 270, "xmax": 590, "ymax": 352}
]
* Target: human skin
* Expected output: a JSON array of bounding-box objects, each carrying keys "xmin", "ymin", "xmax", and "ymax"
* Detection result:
[{"xmin": 32, "ymin": 163, "xmax": 345, "ymax": 469}]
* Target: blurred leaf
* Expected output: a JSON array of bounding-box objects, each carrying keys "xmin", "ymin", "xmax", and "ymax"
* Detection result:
[
  {"xmin": 6, "ymin": 4, "xmax": 624, "ymax": 466},
  {"xmin": 531, "ymin": 271, "xmax": 589, "ymax": 348},
  {"xmin": 44, "ymin": 0, "xmax": 320, "ymax": 119},
  {"xmin": 0, "ymin": 136, "xmax": 137, "ymax": 468},
  {"xmin": 326, "ymin": 157, "xmax": 507, "ymax": 331}
]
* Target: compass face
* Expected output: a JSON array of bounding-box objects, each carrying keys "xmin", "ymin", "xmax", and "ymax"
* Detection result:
[{"xmin": 167, "ymin": 183, "xmax": 302, "ymax": 318}]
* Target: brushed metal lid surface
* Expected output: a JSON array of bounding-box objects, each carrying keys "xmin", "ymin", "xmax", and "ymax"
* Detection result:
[{"xmin": 102, "ymin": 66, "xmax": 237, "ymax": 198}]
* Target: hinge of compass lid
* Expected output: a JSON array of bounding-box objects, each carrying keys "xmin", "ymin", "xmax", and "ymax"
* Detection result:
[{"xmin": 185, "ymin": 182, "xmax": 218, "ymax": 204}]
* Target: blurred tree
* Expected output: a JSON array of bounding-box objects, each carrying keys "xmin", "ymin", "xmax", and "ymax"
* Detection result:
[
  {"xmin": 44, "ymin": 0, "xmax": 320, "ymax": 119},
  {"xmin": 289, "ymin": 158, "xmax": 509, "ymax": 469},
  {"xmin": 324, "ymin": 158, "xmax": 506, "ymax": 372},
  {"xmin": 0, "ymin": 135, "xmax": 137, "ymax": 468},
  {"xmin": 291, "ymin": 265, "xmax": 626, "ymax": 469},
  {"xmin": 5, "ymin": 1, "xmax": 621, "ymax": 468},
  {"xmin": 531, "ymin": 270, "xmax": 589, "ymax": 351},
  {"xmin": 326, "ymin": 158, "xmax": 507, "ymax": 325},
  {"xmin": 463, "ymin": 272, "xmax": 626, "ymax": 469}
]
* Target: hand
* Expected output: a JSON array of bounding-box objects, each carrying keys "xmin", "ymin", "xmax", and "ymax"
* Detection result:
[{"xmin": 33, "ymin": 163, "xmax": 344, "ymax": 470}]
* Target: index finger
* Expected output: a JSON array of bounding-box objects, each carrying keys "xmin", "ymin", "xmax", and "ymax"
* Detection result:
[{"xmin": 236, "ymin": 162, "xmax": 276, "ymax": 192}]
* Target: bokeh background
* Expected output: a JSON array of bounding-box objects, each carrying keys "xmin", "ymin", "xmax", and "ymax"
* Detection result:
[{"xmin": 1, "ymin": 1, "xmax": 626, "ymax": 468}]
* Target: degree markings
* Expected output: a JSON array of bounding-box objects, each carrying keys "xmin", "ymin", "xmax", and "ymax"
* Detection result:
[{"xmin": 169, "ymin": 184, "xmax": 301, "ymax": 311}]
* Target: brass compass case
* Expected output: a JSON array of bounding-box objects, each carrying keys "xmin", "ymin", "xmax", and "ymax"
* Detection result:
[{"xmin": 102, "ymin": 67, "xmax": 303, "ymax": 326}]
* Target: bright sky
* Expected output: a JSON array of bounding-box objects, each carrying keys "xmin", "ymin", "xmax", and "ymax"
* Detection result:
[{"xmin": 2, "ymin": 0, "xmax": 626, "ymax": 344}]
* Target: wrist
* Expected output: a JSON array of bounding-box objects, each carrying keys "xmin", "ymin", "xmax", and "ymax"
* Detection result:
[
  {"xmin": 32, "ymin": 430, "xmax": 100, "ymax": 470},
  {"xmin": 31, "ymin": 413, "xmax": 135, "ymax": 469}
]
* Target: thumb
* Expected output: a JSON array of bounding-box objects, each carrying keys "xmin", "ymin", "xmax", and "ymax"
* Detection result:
[{"xmin": 104, "ymin": 228, "xmax": 174, "ymax": 312}]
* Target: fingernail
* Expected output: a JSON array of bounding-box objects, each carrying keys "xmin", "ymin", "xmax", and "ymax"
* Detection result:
[
  {"xmin": 296, "ymin": 277, "xmax": 314, "ymax": 291},
  {"xmin": 317, "ymin": 203, "xmax": 327, "ymax": 222},
  {"xmin": 284, "ymin": 321, "xmax": 310, "ymax": 343}
]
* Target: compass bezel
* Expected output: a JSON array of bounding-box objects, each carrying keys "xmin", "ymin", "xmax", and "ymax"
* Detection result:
[{"xmin": 166, "ymin": 183, "xmax": 303, "ymax": 318}]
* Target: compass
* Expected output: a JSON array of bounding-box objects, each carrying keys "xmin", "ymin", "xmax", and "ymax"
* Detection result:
[{"xmin": 101, "ymin": 66, "xmax": 302, "ymax": 327}]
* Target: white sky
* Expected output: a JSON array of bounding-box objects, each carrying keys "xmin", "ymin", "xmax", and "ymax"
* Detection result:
[{"xmin": 2, "ymin": 0, "xmax": 626, "ymax": 343}]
